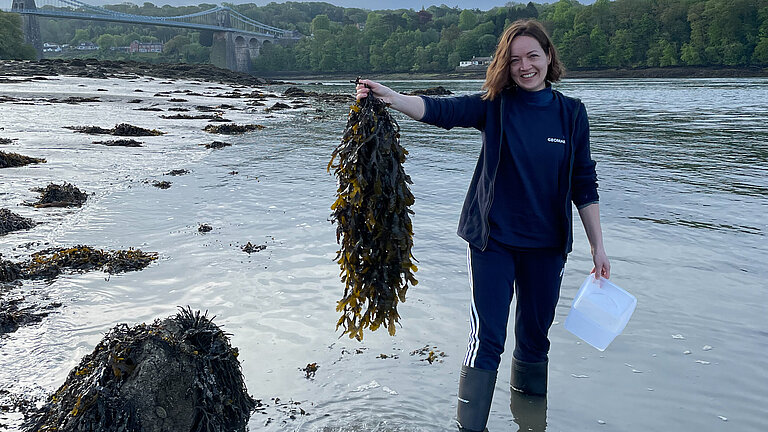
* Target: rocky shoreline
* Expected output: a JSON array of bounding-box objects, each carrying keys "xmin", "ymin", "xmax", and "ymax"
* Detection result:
[{"xmin": 0, "ymin": 59, "xmax": 277, "ymax": 86}]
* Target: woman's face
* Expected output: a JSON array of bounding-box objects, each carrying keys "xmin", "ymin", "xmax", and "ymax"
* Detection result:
[{"xmin": 508, "ymin": 35, "xmax": 551, "ymax": 92}]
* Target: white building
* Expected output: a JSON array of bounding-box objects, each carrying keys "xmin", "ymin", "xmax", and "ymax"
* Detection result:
[{"xmin": 458, "ymin": 56, "xmax": 493, "ymax": 68}]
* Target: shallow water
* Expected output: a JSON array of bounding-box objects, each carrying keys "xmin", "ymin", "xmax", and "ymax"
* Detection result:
[{"xmin": 1, "ymin": 75, "xmax": 766, "ymax": 431}]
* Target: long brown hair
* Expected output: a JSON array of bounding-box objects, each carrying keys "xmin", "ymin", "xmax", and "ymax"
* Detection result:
[{"xmin": 482, "ymin": 19, "xmax": 565, "ymax": 100}]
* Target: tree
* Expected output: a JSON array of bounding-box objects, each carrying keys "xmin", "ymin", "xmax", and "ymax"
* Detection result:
[
  {"xmin": 605, "ymin": 29, "xmax": 633, "ymax": 67},
  {"xmin": 163, "ymin": 35, "xmax": 190, "ymax": 56},
  {"xmin": 311, "ymin": 14, "xmax": 330, "ymax": 34},
  {"xmin": 95, "ymin": 34, "xmax": 117, "ymax": 51},
  {"xmin": 458, "ymin": 10, "xmax": 478, "ymax": 31},
  {"xmin": 752, "ymin": 37, "xmax": 768, "ymax": 64},
  {"xmin": 70, "ymin": 28, "xmax": 91, "ymax": 45},
  {"xmin": 0, "ymin": 12, "xmax": 36, "ymax": 60}
]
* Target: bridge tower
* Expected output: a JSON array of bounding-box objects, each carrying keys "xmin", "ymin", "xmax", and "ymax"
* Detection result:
[
  {"xmin": 209, "ymin": 7, "xmax": 264, "ymax": 74},
  {"xmin": 11, "ymin": 0, "xmax": 43, "ymax": 58}
]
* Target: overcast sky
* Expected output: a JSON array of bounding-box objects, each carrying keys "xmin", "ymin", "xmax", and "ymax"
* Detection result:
[{"xmin": 88, "ymin": 1, "xmax": 595, "ymax": 11}]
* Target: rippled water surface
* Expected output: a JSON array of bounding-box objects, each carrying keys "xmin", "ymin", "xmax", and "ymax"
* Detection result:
[{"xmin": 1, "ymin": 76, "xmax": 766, "ymax": 431}]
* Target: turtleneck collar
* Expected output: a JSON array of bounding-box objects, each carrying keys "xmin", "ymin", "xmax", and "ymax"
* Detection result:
[{"xmin": 515, "ymin": 85, "xmax": 554, "ymax": 107}]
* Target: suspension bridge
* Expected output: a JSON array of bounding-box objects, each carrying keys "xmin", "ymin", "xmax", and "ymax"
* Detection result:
[{"xmin": 2, "ymin": 0, "xmax": 299, "ymax": 72}]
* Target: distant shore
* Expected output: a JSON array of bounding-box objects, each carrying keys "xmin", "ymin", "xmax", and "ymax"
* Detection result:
[
  {"xmin": 268, "ymin": 66, "xmax": 768, "ymax": 82},
  {"xmin": 2, "ymin": 59, "xmax": 766, "ymax": 85}
]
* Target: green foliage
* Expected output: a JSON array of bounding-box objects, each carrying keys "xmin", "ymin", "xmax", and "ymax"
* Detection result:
[
  {"xmin": 28, "ymin": 1, "xmax": 768, "ymax": 73},
  {"xmin": 0, "ymin": 11, "xmax": 36, "ymax": 60}
]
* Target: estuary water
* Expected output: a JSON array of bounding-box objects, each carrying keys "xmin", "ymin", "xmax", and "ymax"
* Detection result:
[{"xmin": 0, "ymin": 75, "xmax": 766, "ymax": 432}]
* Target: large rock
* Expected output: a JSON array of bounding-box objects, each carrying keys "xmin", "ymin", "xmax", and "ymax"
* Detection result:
[{"xmin": 25, "ymin": 308, "xmax": 256, "ymax": 432}]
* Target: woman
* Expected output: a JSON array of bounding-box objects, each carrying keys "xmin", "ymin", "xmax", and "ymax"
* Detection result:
[{"xmin": 356, "ymin": 19, "xmax": 610, "ymax": 432}]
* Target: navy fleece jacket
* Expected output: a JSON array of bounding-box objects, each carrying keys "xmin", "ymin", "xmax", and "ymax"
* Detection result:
[{"xmin": 418, "ymin": 87, "xmax": 599, "ymax": 257}]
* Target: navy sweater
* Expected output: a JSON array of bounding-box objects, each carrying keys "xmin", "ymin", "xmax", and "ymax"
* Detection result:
[
  {"xmin": 490, "ymin": 87, "xmax": 566, "ymax": 248},
  {"xmin": 419, "ymin": 87, "xmax": 599, "ymax": 257}
]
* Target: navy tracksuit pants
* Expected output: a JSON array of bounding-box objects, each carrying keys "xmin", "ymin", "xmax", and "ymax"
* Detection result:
[{"xmin": 463, "ymin": 237, "xmax": 566, "ymax": 370}]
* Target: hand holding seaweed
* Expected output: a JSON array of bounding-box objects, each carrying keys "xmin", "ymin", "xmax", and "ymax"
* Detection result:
[{"xmin": 328, "ymin": 82, "xmax": 418, "ymax": 341}]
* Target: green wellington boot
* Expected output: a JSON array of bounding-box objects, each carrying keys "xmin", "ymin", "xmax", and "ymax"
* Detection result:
[
  {"xmin": 510, "ymin": 358, "xmax": 548, "ymax": 396},
  {"xmin": 456, "ymin": 365, "xmax": 497, "ymax": 432}
]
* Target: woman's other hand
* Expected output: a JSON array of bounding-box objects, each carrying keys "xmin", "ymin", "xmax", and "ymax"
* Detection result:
[{"xmin": 591, "ymin": 248, "xmax": 610, "ymax": 279}]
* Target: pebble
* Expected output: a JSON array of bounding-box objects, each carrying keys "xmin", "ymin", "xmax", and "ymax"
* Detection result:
[
  {"xmin": 683, "ymin": 350, "xmax": 692, "ymax": 355},
  {"xmin": 672, "ymin": 334, "xmax": 685, "ymax": 339},
  {"xmin": 571, "ymin": 374, "xmax": 589, "ymax": 378},
  {"xmin": 155, "ymin": 406, "xmax": 167, "ymax": 419},
  {"xmin": 695, "ymin": 360, "xmax": 711, "ymax": 365},
  {"xmin": 597, "ymin": 420, "xmax": 606, "ymax": 425},
  {"xmin": 702, "ymin": 345, "xmax": 713, "ymax": 351},
  {"xmin": 647, "ymin": 388, "xmax": 654, "ymax": 391},
  {"xmin": 718, "ymin": 415, "xmax": 728, "ymax": 421}
]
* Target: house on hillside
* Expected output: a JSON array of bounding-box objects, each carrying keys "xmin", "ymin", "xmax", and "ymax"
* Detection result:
[
  {"xmin": 43, "ymin": 42, "xmax": 62, "ymax": 53},
  {"xmin": 76, "ymin": 42, "xmax": 99, "ymax": 51},
  {"xmin": 458, "ymin": 56, "xmax": 493, "ymax": 69},
  {"xmin": 129, "ymin": 40, "xmax": 163, "ymax": 54}
]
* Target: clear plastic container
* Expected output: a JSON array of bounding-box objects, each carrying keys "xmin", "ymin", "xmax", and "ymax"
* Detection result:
[{"xmin": 564, "ymin": 274, "xmax": 637, "ymax": 351}]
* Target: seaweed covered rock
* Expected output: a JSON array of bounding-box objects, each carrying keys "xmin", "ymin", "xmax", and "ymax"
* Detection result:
[
  {"xmin": 203, "ymin": 124, "xmax": 264, "ymax": 135},
  {"xmin": 0, "ymin": 151, "xmax": 46, "ymax": 168},
  {"xmin": 0, "ymin": 296, "xmax": 60, "ymax": 336},
  {"xmin": 1, "ymin": 257, "xmax": 22, "ymax": 282},
  {"xmin": 151, "ymin": 180, "xmax": 172, "ymax": 189},
  {"xmin": 328, "ymin": 86, "xmax": 418, "ymax": 341},
  {"xmin": 409, "ymin": 86, "xmax": 453, "ymax": 96},
  {"xmin": 66, "ymin": 124, "xmax": 164, "ymax": 136},
  {"xmin": 25, "ymin": 307, "xmax": 256, "ymax": 432},
  {"xmin": 93, "ymin": 139, "xmax": 143, "ymax": 147},
  {"xmin": 265, "ymin": 102, "xmax": 291, "ymax": 112},
  {"xmin": 29, "ymin": 182, "xmax": 88, "ymax": 208},
  {"xmin": 204, "ymin": 141, "xmax": 231, "ymax": 149},
  {"xmin": 23, "ymin": 246, "xmax": 157, "ymax": 280},
  {"xmin": 0, "ymin": 208, "xmax": 36, "ymax": 235}
]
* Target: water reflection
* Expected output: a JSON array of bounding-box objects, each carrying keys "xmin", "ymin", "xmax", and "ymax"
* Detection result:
[{"xmin": 509, "ymin": 392, "xmax": 548, "ymax": 432}]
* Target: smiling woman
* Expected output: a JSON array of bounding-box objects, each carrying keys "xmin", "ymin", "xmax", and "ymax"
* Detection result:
[{"xmin": 356, "ymin": 18, "xmax": 608, "ymax": 432}]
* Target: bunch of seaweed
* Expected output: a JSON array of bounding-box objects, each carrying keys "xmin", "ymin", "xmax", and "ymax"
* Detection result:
[
  {"xmin": 0, "ymin": 151, "xmax": 46, "ymax": 168},
  {"xmin": 203, "ymin": 124, "xmax": 264, "ymax": 134},
  {"xmin": 0, "ymin": 208, "xmax": 36, "ymax": 235},
  {"xmin": 29, "ymin": 182, "xmax": 87, "ymax": 208},
  {"xmin": 22, "ymin": 245, "xmax": 158, "ymax": 280},
  {"xmin": 24, "ymin": 307, "xmax": 256, "ymax": 432},
  {"xmin": 327, "ymin": 84, "xmax": 417, "ymax": 341},
  {"xmin": 0, "ymin": 138, "xmax": 14, "ymax": 145},
  {"xmin": 66, "ymin": 123, "xmax": 164, "ymax": 136}
]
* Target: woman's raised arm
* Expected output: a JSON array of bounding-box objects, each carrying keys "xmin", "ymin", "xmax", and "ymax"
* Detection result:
[{"xmin": 355, "ymin": 79, "xmax": 425, "ymax": 121}]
